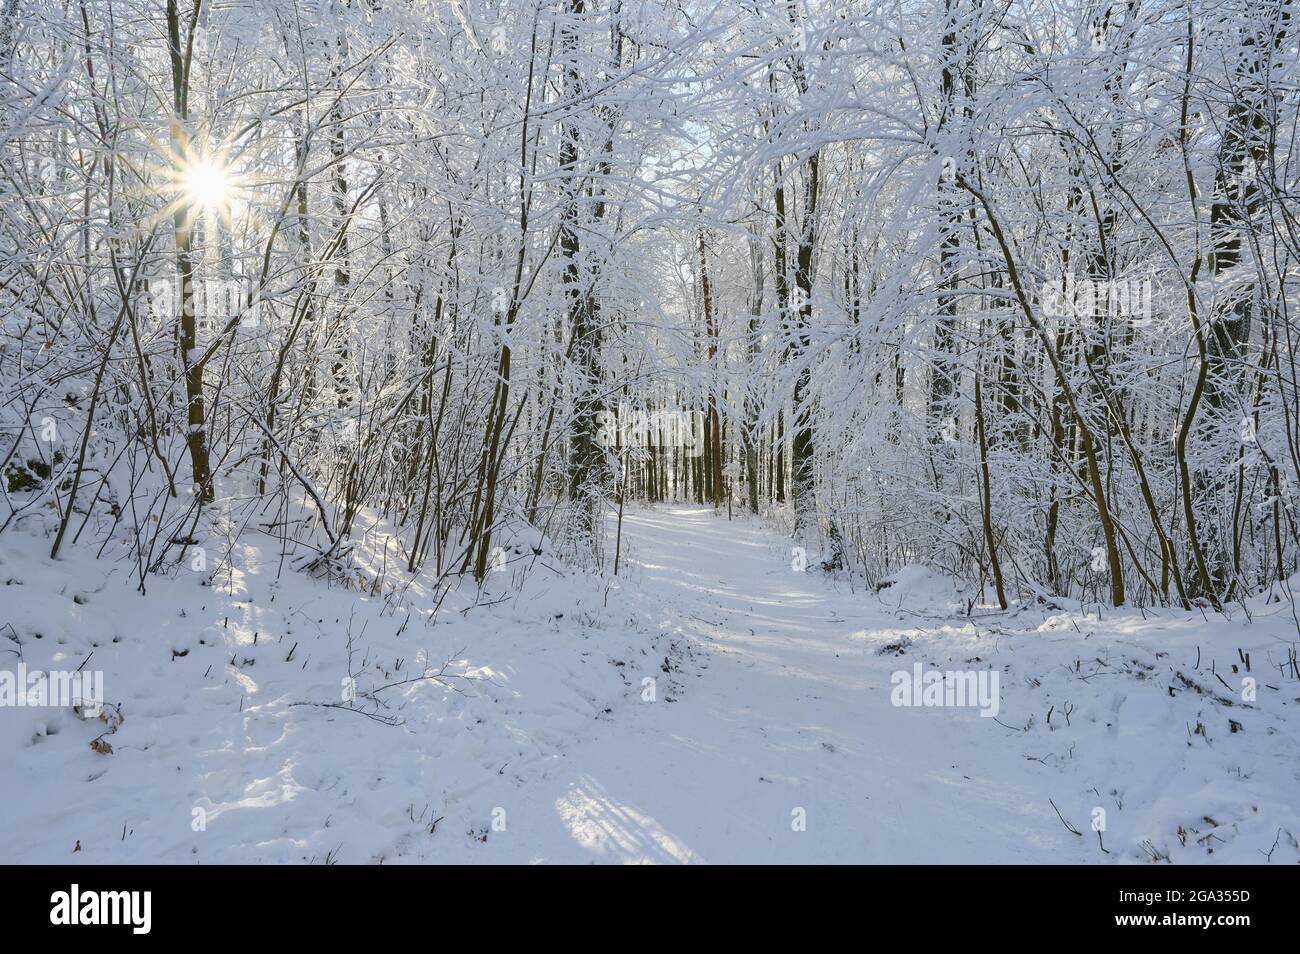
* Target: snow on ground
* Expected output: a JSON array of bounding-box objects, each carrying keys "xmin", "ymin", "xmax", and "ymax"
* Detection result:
[{"xmin": 1, "ymin": 505, "xmax": 1297, "ymax": 863}]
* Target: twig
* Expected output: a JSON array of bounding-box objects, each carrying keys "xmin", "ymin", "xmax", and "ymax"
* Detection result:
[{"xmin": 1050, "ymin": 798, "xmax": 1083, "ymax": 836}]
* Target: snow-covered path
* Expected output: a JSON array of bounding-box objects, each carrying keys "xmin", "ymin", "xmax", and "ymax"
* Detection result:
[
  {"xmin": 475, "ymin": 505, "xmax": 1076, "ymax": 863},
  {"xmin": 5, "ymin": 503, "xmax": 1292, "ymax": 864}
]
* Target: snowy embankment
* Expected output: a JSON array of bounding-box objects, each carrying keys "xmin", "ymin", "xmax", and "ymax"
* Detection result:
[{"xmin": 1, "ymin": 505, "xmax": 1297, "ymax": 863}]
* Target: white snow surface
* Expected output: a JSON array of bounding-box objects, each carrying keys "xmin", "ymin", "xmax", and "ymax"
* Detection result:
[{"xmin": 1, "ymin": 504, "xmax": 1298, "ymax": 864}]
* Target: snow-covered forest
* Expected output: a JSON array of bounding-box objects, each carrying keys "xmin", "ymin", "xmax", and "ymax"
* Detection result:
[{"xmin": 2, "ymin": 0, "xmax": 1299, "ymax": 868}]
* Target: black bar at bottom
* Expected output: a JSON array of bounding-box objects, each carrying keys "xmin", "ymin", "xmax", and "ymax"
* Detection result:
[{"xmin": 0, "ymin": 864, "xmax": 1285, "ymax": 939}]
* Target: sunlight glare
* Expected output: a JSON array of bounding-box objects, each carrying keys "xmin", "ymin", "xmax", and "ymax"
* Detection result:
[{"xmin": 181, "ymin": 157, "xmax": 234, "ymax": 211}]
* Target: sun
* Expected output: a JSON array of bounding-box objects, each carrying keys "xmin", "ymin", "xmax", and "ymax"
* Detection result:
[
  {"xmin": 180, "ymin": 156, "xmax": 234, "ymax": 211},
  {"xmin": 151, "ymin": 128, "xmax": 247, "ymax": 231}
]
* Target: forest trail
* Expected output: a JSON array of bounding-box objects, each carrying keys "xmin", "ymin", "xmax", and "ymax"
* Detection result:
[
  {"xmin": 480, "ymin": 505, "xmax": 1077, "ymax": 863},
  {"xmin": 4, "ymin": 501, "xmax": 1290, "ymax": 865}
]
